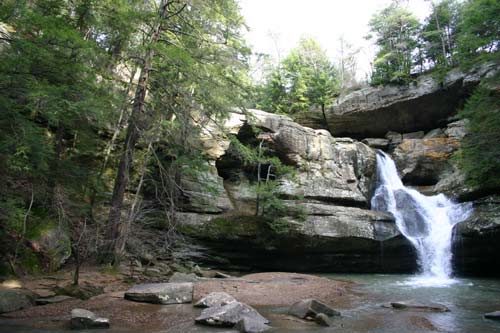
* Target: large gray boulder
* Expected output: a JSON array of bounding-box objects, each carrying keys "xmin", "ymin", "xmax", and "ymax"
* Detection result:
[
  {"xmin": 288, "ymin": 298, "xmax": 341, "ymax": 319},
  {"xmin": 70, "ymin": 308, "xmax": 110, "ymax": 329},
  {"xmin": 194, "ymin": 292, "xmax": 237, "ymax": 308},
  {"xmin": 124, "ymin": 283, "xmax": 193, "ymax": 304},
  {"xmin": 296, "ymin": 62, "xmax": 499, "ymax": 137},
  {"xmin": 235, "ymin": 317, "xmax": 271, "ymax": 333},
  {"xmin": 0, "ymin": 288, "xmax": 36, "ymax": 313},
  {"xmin": 195, "ymin": 301, "xmax": 269, "ymax": 328},
  {"xmin": 390, "ymin": 301, "xmax": 450, "ymax": 312}
]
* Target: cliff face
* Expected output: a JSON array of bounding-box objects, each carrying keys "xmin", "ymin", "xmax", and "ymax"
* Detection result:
[
  {"xmin": 175, "ymin": 109, "xmax": 414, "ymax": 273},
  {"xmin": 296, "ymin": 62, "xmax": 499, "ymax": 138},
  {"xmin": 173, "ymin": 63, "xmax": 500, "ymax": 276}
]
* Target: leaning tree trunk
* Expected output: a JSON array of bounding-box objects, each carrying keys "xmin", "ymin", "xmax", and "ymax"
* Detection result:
[{"xmin": 103, "ymin": 0, "xmax": 171, "ymax": 264}]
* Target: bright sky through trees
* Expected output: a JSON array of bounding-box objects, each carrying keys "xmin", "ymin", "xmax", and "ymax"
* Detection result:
[{"xmin": 239, "ymin": 0, "xmax": 431, "ymax": 79}]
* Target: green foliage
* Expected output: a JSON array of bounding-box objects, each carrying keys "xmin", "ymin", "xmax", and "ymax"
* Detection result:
[
  {"xmin": 255, "ymin": 37, "xmax": 338, "ymax": 114},
  {"xmin": 456, "ymin": 0, "xmax": 500, "ymax": 67},
  {"xmin": 0, "ymin": 0, "xmax": 251, "ymax": 271},
  {"xmin": 228, "ymin": 134, "xmax": 304, "ymax": 234},
  {"xmin": 366, "ymin": 2, "xmax": 420, "ymax": 85},
  {"xmin": 456, "ymin": 78, "xmax": 500, "ymax": 190},
  {"xmin": 421, "ymin": 0, "xmax": 461, "ymax": 69}
]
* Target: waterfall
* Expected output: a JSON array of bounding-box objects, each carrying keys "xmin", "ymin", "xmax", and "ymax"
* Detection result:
[{"xmin": 371, "ymin": 151, "xmax": 472, "ymax": 285}]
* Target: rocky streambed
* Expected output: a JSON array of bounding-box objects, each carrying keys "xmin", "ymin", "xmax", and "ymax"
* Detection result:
[{"xmin": 2, "ymin": 272, "xmax": 500, "ymax": 333}]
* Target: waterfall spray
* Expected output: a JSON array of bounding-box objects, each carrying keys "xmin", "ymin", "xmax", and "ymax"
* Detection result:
[{"xmin": 371, "ymin": 151, "xmax": 472, "ymax": 286}]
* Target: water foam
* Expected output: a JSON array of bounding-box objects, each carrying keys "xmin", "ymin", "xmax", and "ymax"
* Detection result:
[{"xmin": 371, "ymin": 151, "xmax": 472, "ymax": 286}]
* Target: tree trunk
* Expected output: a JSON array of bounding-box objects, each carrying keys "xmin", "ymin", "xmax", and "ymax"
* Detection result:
[{"xmin": 103, "ymin": 0, "xmax": 170, "ymax": 264}]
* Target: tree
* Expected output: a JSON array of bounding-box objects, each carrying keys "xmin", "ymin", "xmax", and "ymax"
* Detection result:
[
  {"xmin": 0, "ymin": 0, "xmax": 116, "ymax": 273},
  {"xmin": 256, "ymin": 37, "xmax": 338, "ymax": 117},
  {"xmin": 366, "ymin": 2, "xmax": 420, "ymax": 85},
  {"xmin": 456, "ymin": 0, "xmax": 500, "ymax": 67},
  {"xmin": 421, "ymin": 0, "xmax": 461, "ymax": 68},
  {"xmin": 456, "ymin": 75, "xmax": 500, "ymax": 191},
  {"xmin": 337, "ymin": 36, "xmax": 360, "ymax": 93},
  {"xmin": 103, "ymin": 0, "xmax": 250, "ymax": 263}
]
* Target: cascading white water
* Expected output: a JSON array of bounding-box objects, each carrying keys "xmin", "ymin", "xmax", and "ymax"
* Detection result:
[{"xmin": 371, "ymin": 151, "xmax": 472, "ymax": 286}]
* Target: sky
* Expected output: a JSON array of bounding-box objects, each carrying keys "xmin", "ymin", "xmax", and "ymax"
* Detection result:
[{"xmin": 238, "ymin": 0, "xmax": 432, "ymax": 80}]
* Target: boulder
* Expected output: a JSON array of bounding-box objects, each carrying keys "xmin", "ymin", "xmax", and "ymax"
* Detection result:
[
  {"xmin": 484, "ymin": 311, "xmax": 500, "ymax": 321},
  {"xmin": 0, "ymin": 288, "xmax": 36, "ymax": 313},
  {"xmin": 194, "ymin": 292, "xmax": 237, "ymax": 308},
  {"xmin": 35, "ymin": 295, "xmax": 74, "ymax": 305},
  {"xmin": 30, "ymin": 225, "xmax": 71, "ymax": 271},
  {"xmin": 288, "ymin": 299, "xmax": 341, "ymax": 319},
  {"xmin": 235, "ymin": 317, "xmax": 271, "ymax": 333},
  {"xmin": 195, "ymin": 301, "xmax": 269, "ymax": 328},
  {"xmin": 168, "ymin": 272, "xmax": 199, "ymax": 283},
  {"xmin": 70, "ymin": 308, "xmax": 110, "ymax": 329},
  {"xmin": 124, "ymin": 283, "xmax": 193, "ymax": 304},
  {"xmin": 362, "ymin": 138, "xmax": 389, "ymax": 150},
  {"xmin": 296, "ymin": 62, "xmax": 500, "ymax": 137},
  {"xmin": 390, "ymin": 301, "xmax": 450, "ymax": 312},
  {"xmin": 315, "ymin": 313, "xmax": 334, "ymax": 326}
]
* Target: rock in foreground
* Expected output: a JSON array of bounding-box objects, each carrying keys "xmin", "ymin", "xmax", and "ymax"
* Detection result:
[
  {"xmin": 235, "ymin": 316, "xmax": 271, "ymax": 333},
  {"xmin": 288, "ymin": 298, "xmax": 341, "ymax": 319},
  {"xmin": 195, "ymin": 301, "xmax": 269, "ymax": 328},
  {"xmin": 70, "ymin": 308, "xmax": 110, "ymax": 329},
  {"xmin": 35, "ymin": 295, "xmax": 74, "ymax": 305},
  {"xmin": 194, "ymin": 292, "xmax": 237, "ymax": 308},
  {"xmin": 0, "ymin": 288, "xmax": 35, "ymax": 314},
  {"xmin": 484, "ymin": 311, "xmax": 500, "ymax": 321},
  {"xmin": 124, "ymin": 283, "xmax": 193, "ymax": 304},
  {"xmin": 390, "ymin": 301, "xmax": 450, "ymax": 312}
]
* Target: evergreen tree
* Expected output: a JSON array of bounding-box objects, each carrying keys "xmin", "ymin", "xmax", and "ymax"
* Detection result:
[
  {"xmin": 456, "ymin": 0, "xmax": 500, "ymax": 67},
  {"xmin": 366, "ymin": 2, "xmax": 420, "ymax": 85},
  {"xmin": 256, "ymin": 37, "xmax": 338, "ymax": 116},
  {"xmin": 421, "ymin": 0, "xmax": 461, "ymax": 68}
]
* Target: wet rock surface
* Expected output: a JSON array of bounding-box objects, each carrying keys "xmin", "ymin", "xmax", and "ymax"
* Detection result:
[
  {"xmin": 195, "ymin": 301, "xmax": 269, "ymax": 328},
  {"xmin": 288, "ymin": 298, "xmax": 341, "ymax": 319},
  {"xmin": 70, "ymin": 308, "xmax": 110, "ymax": 329},
  {"xmin": 194, "ymin": 291, "xmax": 237, "ymax": 308},
  {"xmin": 389, "ymin": 301, "xmax": 450, "ymax": 312},
  {"xmin": 124, "ymin": 283, "xmax": 193, "ymax": 305},
  {"xmin": 484, "ymin": 311, "xmax": 500, "ymax": 321},
  {"xmin": 235, "ymin": 316, "xmax": 271, "ymax": 332}
]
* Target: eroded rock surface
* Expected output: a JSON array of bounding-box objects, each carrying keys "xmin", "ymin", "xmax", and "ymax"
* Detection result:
[
  {"xmin": 70, "ymin": 308, "xmax": 110, "ymax": 329},
  {"xmin": 195, "ymin": 301, "xmax": 269, "ymax": 328},
  {"xmin": 174, "ymin": 109, "xmax": 414, "ymax": 273},
  {"xmin": 124, "ymin": 283, "xmax": 193, "ymax": 304},
  {"xmin": 297, "ymin": 62, "xmax": 499, "ymax": 137},
  {"xmin": 195, "ymin": 292, "xmax": 237, "ymax": 308}
]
